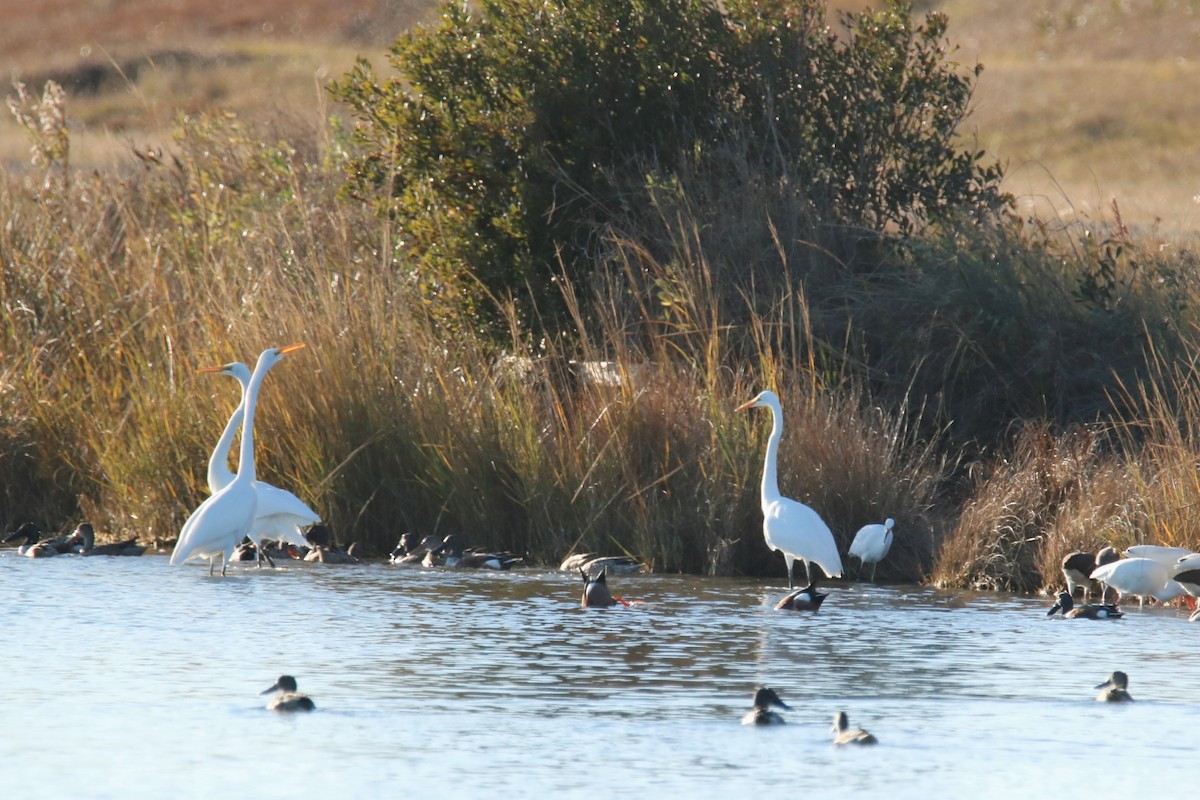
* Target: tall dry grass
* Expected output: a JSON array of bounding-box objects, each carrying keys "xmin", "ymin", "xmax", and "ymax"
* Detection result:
[
  {"xmin": 9, "ymin": 81, "xmax": 1200, "ymax": 587},
  {"xmin": 0, "ymin": 89, "xmax": 948, "ymax": 577}
]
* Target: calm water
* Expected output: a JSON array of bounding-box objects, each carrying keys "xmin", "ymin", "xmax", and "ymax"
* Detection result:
[{"xmin": 2, "ymin": 551, "xmax": 1196, "ymax": 798}]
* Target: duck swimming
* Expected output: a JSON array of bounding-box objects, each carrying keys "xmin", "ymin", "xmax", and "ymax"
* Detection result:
[
  {"xmin": 775, "ymin": 578, "xmax": 828, "ymax": 611},
  {"xmin": 66, "ymin": 523, "xmax": 146, "ymax": 556},
  {"xmin": 5, "ymin": 523, "xmax": 73, "ymax": 557},
  {"xmin": 303, "ymin": 543, "xmax": 360, "ymax": 564},
  {"xmin": 559, "ymin": 553, "xmax": 644, "ymax": 575},
  {"xmin": 741, "ymin": 687, "xmax": 790, "ymax": 726},
  {"xmin": 831, "ymin": 711, "xmax": 878, "ymax": 745},
  {"xmin": 261, "ymin": 675, "xmax": 316, "ymax": 712},
  {"xmin": 580, "ymin": 568, "xmax": 620, "ymax": 608},
  {"xmin": 434, "ymin": 533, "xmax": 524, "ymax": 570},
  {"xmin": 1095, "ymin": 671, "xmax": 1133, "ymax": 703},
  {"xmin": 1046, "ymin": 590, "xmax": 1123, "ymax": 619}
]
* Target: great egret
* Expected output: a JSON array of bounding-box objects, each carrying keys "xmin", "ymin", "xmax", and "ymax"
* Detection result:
[
  {"xmin": 170, "ymin": 344, "xmax": 304, "ymax": 575},
  {"xmin": 203, "ymin": 361, "xmax": 321, "ymax": 557},
  {"xmin": 580, "ymin": 567, "xmax": 619, "ymax": 608},
  {"xmin": 736, "ymin": 389, "xmax": 843, "ymax": 588},
  {"xmin": 261, "ymin": 675, "xmax": 316, "ymax": 712},
  {"xmin": 66, "ymin": 523, "xmax": 145, "ymax": 556},
  {"xmin": 740, "ymin": 687, "xmax": 790, "ymax": 726},
  {"xmin": 1046, "ymin": 590, "xmax": 1122, "ymax": 619},
  {"xmin": 848, "ymin": 518, "xmax": 895, "ymax": 582},
  {"xmin": 1095, "ymin": 671, "xmax": 1133, "ymax": 702},
  {"xmin": 1089, "ymin": 557, "xmax": 1169, "ymax": 608},
  {"xmin": 831, "ymin": 711, "xmax": 878, "ymax": 745}
]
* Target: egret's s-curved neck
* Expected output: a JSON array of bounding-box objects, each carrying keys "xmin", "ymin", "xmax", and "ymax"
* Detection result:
[
  {"xmin": 760, "ymin": 401, "xmax": 783, "ymax": 504},
  {"xmin": 238, "ymin": 360, "xmax": 274, "ymax": 487},
  {"xmin": 207, "ymin": 399, "xmax": 244, "ymax": 493}
]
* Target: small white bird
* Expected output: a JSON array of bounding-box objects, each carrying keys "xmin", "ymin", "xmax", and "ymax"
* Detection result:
[
  {"xmin": 848, "ymin": 518, "xmax": 895, "ymax": 582},
  {"xmin": 171, "ymin": 344, "xmax": 304, "ymax": 575},
  {"xmin": 1089, "ymin": 557, "xmax": 1169, "ymax": 608},
  {"xmin": 736, "ymin": 390, "xmax": 843, "ymax": 588}
]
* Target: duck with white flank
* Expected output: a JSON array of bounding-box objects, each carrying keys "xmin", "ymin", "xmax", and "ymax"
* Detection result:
[
  {"xmin": 848, "ymin": 518, "xmax": 894, "ymax": 582},
  {"xmin": 1046, "ymin": 590, "xmax": 1122, "ymax": 619},
  {"xmin": 831, "ymin": 711, "xmax": 878, "ymax": 745},
  {"xmin": 432, "ymin": 533, "xmax": 523, "ymax": 570},
  {"xmin": 736, "ymin": 390, "xmax": 843, "ymax": 589},
  {"xmin": 741, "ymin": 687, "xmax": 790, "ymax": 726},
  {"xmin": 775, "ymin": 577, "xmax": 828, "ymax": 612},
  {"xmin": 4, "ymin": 523, "xmax": 73, "ymax": 558},
  {"xmin": 261, "ymin": 675, "xmax": 316, "ymax": 712},
  {"xmin": 1095, "ymin": 671, "xmax": 1133, "ymax": 703},
  {"xmin": 390, "ymin": 533, "xmax": 442, "ymax": 565}
]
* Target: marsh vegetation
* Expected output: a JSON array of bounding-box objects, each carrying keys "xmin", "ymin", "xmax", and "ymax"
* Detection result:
[{"xmin": 3, "ymin": 0, "xmax": 1200, "ymax": 590}]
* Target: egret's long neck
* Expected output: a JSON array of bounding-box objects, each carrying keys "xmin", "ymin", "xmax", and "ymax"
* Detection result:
[
  {"xmin": 238, "ymin": 367, "xmax": 269, "ymax": 486},
  {"xmin": 207, "ymin": 395, "xmax": 245, "ymax": 493},
  {"xmin": 760, "ymin": 404, "xmax": 783, "ymax": 504}
]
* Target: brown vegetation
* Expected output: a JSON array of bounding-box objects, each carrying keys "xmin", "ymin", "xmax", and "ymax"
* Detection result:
[{"xmin": 3, "ymin": 1, "xmax": 1200, "ymax": 590}]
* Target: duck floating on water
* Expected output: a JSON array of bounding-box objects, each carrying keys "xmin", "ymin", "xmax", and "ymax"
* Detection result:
[
  {"xmin": 559, "ymin": 553, "xmax": 645, "ymax": 575},
  {"xmin": 390, "ymin": 533, "xmax": 441, "ymax": 565},
  {"xmin": 831, "ymin": 711, "xmax": 878, "ymax": 745},
  {"xmin": 775, "ymin": 577, "xmax": 828, "ymax": 612},
  {"xmin": 432, "ymin": 533, "xmax": 524, "ymax": 570},
  {"xmin": 5, "ymin": 523, "xmax": 74, "ymax": 558},
  {"xmin": 261, "ymin": 675, "xmax": 316, "ymax": 712},
  {"xmin": 66, "ymin": 523, "xmax": 145, "ymax": 556},
  {"xmin": 1046, "ymin": 590, "xmax": 1123, "ymax": 619},
  {"xmin": 1095, "ymin": 671, "xmax": 1133, "ymax": 703},
  {"xmin": 741, "ymin": 687, "xmax": 790, "ymax": 726},
  {"xmin": 304, "ymin": 543, "xmax": 360, "ymax": 564}
]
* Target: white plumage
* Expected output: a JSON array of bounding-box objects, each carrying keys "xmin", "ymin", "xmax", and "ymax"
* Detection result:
[
  {"xmin": 737, "ymin": 390, "xmax": 843, "ymax": 588},
  {"xmin": 204, "ymin": 361, "xmax": 320, "ymax": 550},
  {"xmin": 171, "ymin": 344, "xmax": 304, "ymax": 575},
  {"xmin": 1089, "ymin": 557, "xmax": 1170, "ymax": 608},
  {"xmin": 849, "ymin": 518, "xmax": 895, "ymax": 582},
  {"xmin": 1124, "ymin": 544, "xmax": 1195, "ymax": 566}
]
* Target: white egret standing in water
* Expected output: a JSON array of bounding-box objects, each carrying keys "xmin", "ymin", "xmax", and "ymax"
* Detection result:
[
  {"xmin": 849, "ymin": 518, "xmax": 895, "ymax": 582},
  {"xmin": 736, "ymin": 389, "xmax": 843, "ymax": 588},
  {"xmin": 203, "ymin": 361, "xmax": 320, "ymax": 551},
  {"xmin": 171, "ymin": 344, "xmax": 305, "ymax": 575}
]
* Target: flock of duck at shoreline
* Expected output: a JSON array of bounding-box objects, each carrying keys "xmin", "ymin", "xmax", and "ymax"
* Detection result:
[{"xmin": 5, "ymin": 347, "xmax": 1194, "ymax": 728}]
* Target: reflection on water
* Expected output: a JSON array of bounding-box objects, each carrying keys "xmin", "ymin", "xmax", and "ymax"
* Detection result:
[{"xmin": 2, "ymin": 553, "xmax": 1196, "ymax": 798}]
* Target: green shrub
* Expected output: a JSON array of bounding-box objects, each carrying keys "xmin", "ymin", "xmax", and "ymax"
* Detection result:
[{"xmin": 330, "ymin": 0, "xmax": 1007, "ymax": 325}]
